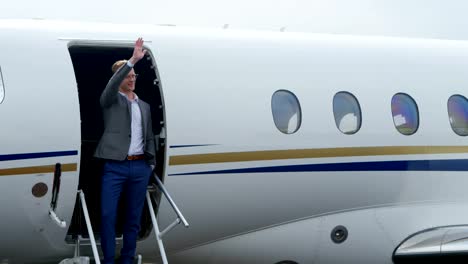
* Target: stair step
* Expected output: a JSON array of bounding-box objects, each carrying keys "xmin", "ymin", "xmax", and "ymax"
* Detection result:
[{"xmin": 59, "ymin": 257, "xmax": 90, "ymax": 264}]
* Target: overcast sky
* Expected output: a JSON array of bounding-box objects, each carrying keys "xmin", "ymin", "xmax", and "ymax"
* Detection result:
[{"xmin": 3, "ymin": 0, "xmax": 468, "ymax": 40}]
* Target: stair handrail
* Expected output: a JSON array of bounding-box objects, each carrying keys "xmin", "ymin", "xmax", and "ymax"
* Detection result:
[
  {"xmin": 78, "ymin": 190, "xmax": 101, "ymax": 264},
  {"xmin": 146, "ymin": 174, "xmax": 190, "ymax": 264},
  {"xmin": 153, "ymin": 174, "xmax": 189, "ymax": 228}
]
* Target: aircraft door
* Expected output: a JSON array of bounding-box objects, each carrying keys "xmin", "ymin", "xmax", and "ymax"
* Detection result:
[{"xmin": 66, "ymin": 42, "xmax": 167, "ymax": 241}]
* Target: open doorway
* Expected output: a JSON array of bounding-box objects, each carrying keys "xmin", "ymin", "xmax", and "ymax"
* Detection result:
[{"xmin": 66, "ymin": 43, "xmax": 166, "ymax": 242}]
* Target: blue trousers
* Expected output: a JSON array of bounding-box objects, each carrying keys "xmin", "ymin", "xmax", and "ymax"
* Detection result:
[{"xmin": 101, "ymin": 159, "xmax": 152, "ymax": 264}]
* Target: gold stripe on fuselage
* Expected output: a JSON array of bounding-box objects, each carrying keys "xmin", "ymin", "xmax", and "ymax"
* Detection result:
[
  {"xmin": 169, "ymin": 146, "xmax": 468, "ymax": 166},
  {"xmin": 0, "ymin": 163, "xmax": 78, "ymax": 176}
]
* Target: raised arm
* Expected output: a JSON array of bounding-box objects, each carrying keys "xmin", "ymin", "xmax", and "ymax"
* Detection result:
[
  {"xmin": 100, "ymin": 64, "xmax": 131, "ymax": 108},
  {"xmin": 100, "ymin": 38, "xmax": 147, "ymax": 108}
]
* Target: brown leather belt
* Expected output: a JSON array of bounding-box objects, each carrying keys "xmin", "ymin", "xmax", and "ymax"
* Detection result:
[{"xmin": 126, "ymin": 155, "xmax": 145, "ymax": 161}]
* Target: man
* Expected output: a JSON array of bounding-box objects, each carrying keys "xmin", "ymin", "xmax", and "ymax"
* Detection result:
[{"xmin": 94, "ymin": 38, "xmax": 156, "ymax": 264}]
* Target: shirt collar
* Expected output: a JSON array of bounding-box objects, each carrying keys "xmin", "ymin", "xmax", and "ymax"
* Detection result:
[{"xmin": 119, "ymin": 91, "xmax": 139, "ymax": 102}]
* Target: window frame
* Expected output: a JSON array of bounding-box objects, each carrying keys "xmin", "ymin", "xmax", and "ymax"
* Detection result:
[
  {"xmin": 332, "ymin": 91, "xmax": 362, "ymax": 135},
  {"xmin": 271, "ymin": 89, "xmax": 302, "ymax": 135},
  {"xmin": 0, "ymin": 66, "xmax": 4, "ymax": 104},
  {"xmin": 390, "ymin": 92, "xmax": 420, "ymax": 136},
  {"xmin": 447, "ymin": 94, "xmax": 468, "ymax": 137}
]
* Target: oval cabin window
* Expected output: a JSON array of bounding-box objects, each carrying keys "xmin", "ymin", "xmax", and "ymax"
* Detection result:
[
  {"xmin": 391, "ymin": 93, "xmax": 419, "ymax": 135},
  {"xmin": 448, "ymin": 94, "xmax": 468, "ymax": 136},
  {"xmin": 333, "ymin": 91, "xmax": 362, "ymax": 134},
  {"xmin": 271, "ymin": 90, "xmax": 302, "ymax": 134},
  {"xmin": 0, "ymin": 67, "xmax": 4, "ymax": 104}
]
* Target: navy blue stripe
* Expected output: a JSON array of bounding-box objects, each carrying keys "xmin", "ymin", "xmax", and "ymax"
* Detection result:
[
  {"xmin": 169, "ymin": 159, "xmax": 468, "ymax": 176},
  {"xmin": 0, "ymin": 151, "xmax": 78, "ymax": 161},
  {"xmin": 170, "ymin": 144, "xmax": 217, "ymax": 148}
]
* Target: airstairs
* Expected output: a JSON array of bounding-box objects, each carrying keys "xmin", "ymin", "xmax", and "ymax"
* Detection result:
[
  {"xmin": 146, "ymin": 175, "xmax": 190, "ymax": 264},
  {"xmin": 56, "ymin": 173, "xmax": 188, "ymax": 264}
]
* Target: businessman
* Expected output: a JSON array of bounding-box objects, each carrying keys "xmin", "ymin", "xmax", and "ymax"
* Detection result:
[{"xmin": 95, "ymin": 38, "xmax": 155, "ymax": 264}]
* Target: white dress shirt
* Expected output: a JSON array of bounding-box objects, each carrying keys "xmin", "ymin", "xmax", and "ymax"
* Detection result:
[{"xmin": 119, "ymin": 91, "xmax": 144, "ymax": 156}]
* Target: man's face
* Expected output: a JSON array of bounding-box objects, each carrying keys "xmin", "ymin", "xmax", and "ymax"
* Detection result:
[{"xmin": 119, "ymin": 69, "xmax": 137, "ymax": 92}]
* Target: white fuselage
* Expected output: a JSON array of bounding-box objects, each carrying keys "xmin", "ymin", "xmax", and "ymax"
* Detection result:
[{"xmin": 0, "ymin": 19, "xmax": 467, "ymax": 264}]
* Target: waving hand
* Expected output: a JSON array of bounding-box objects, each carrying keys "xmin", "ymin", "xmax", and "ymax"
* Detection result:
[{"xmin": 129, "ymin": 37, "xmax": 147, "ymax": 64}]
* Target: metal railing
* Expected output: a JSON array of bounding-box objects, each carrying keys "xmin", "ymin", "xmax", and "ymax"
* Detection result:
[
  {"xmin": 146, "ymin": 174, "xmax": 189, "ymax": 264},
  {"xmin": 78, "ymin": 190, "xmax": 101, "ymax": 264},
  {"xmin": 153, "ymin": 175, "xmax": 189, "ymax": 229}
]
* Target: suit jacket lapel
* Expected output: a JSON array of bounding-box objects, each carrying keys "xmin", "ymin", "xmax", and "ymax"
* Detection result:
[
  {"xmin": 124, "ymin": 96, "xmax": 132, "ymax": 127},
  {"xmin": 137, "ymin": 100, "xmax": 147, "ymax": 139}
]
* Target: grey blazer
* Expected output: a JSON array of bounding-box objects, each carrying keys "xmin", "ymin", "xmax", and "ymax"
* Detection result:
[{"xmin": 94, "ymin": 64, "xmax": 156, "ymax": 165}]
